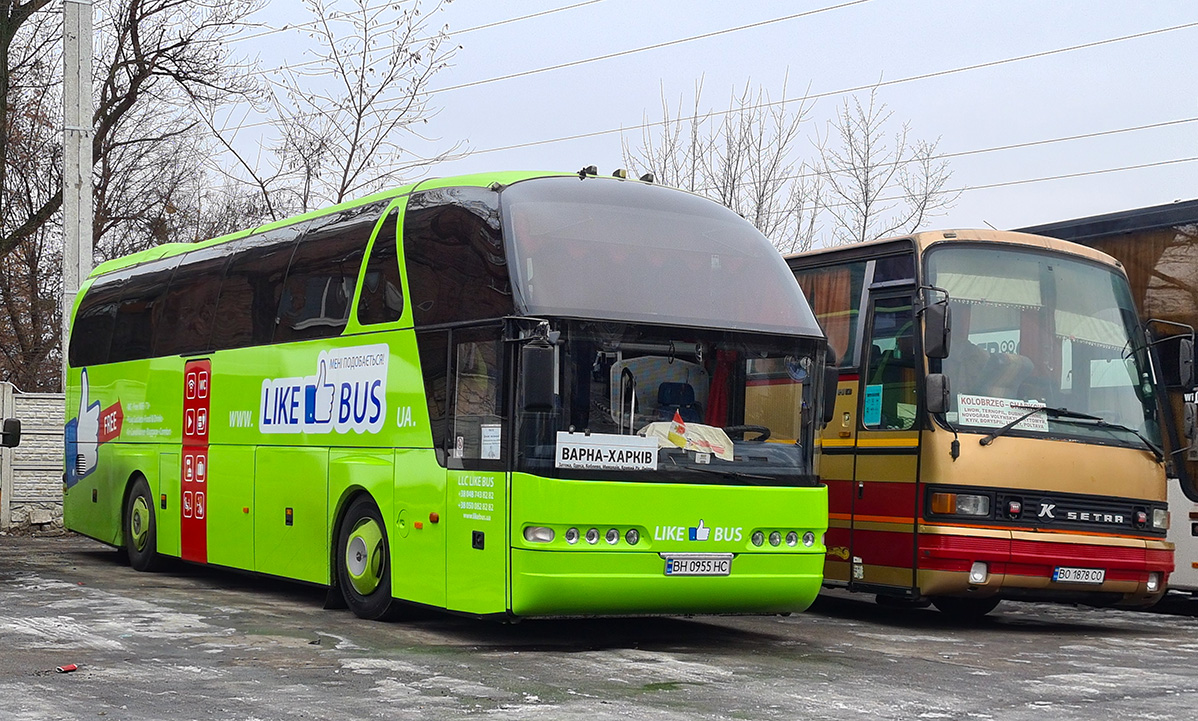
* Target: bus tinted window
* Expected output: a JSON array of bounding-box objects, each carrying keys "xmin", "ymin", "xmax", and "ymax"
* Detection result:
[
  {"xmin": 403, "ymin": 187, "xmax": 512, "ymax": 327},
  {"xmin": 275, "ymin": 203, "xmax": 385, "ymax": 343},
  {"xmin": 69, "ymin": 276, "xmax": 125, "ymax": 367},
  {"xmin": 210, "ymin": 225, "xmax": 305, "ymax": 350},
  {"xmin": 416, "ymin": 329, "xmax": 449, "ymax": 459},
  {"xmin": 356, "ymin": 209, "xmax": 403, "ymax": 326},
  {"xmin": 109, "ymin": 257, "xmax": 180, "ymax": 363},
  {"xmin": 793, "ymin": 261, "xmax": 866, "ymax": 368},
  {"xmin": 154, "ymin": 246, "xmax": 230, "ymax": 356}
]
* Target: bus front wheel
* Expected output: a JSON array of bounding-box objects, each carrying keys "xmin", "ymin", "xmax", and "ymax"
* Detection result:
[
  {"xmin": 124, "ymin": 477, "xmax": 162, "ymax": 572},
  {"xmin": 931, "ymin": 596, "xmax": 1000, "ymax": 620},
  {"xmin": 336, "ymin": 495, "xmax": 398, "ymax": 620}
]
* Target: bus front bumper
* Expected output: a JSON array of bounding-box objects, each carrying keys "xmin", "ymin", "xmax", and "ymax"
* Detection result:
[
  {"xmin": 916, "ymin": 526, "xmax": 1174, "ymax": 607},
  {"xmin": 510, "ymin": 549, "xmax": 824, "ymax": 617}
]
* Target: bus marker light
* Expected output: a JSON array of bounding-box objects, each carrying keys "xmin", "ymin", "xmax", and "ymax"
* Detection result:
[
  {"xmin": 1135, "ymin": 510, "xmax": 1149, "ymax": 528},
  {"xmin": 769, "ymin": 531, "xmax": 782, "ymax": 547},
  {"xmin": 429, "ymin": 512, "xmax": 440, "ymax": 524},
  {"xmin": 414, "ymin": 521, "xmax": 423, "ymax": 530},
  {"xmin": 1007, "ymin": 500, "xmax": 1022, "ymax": 518},
  {"xmin": 242, "ymin": 507, "xmax": 249, "ymax": 514},
  {"xmin": 161, "ymin": 494, "xmax": 168, "ymax": 510},
  {"xmin": 1153, "ymin": 509, "xmax": 1168, "ymax": 530},
  {"xmin": 930, "ymin": 493, "xmax": 956, "ymax": 514},
  {"xmin": 751, "ymin": 531, "xmax": 764, "ymax": 547},
  {"xmin": 585, "ymin": 528, "xmax": 599, "ymax": 545},
  {"xmin": 1147, "ymin": 572, "xmax": 1162, "ymax": 592},
  {"xmin": 786, "ymin": 531, "xmax": 798, "ymax": 547},
  {"xmin": 523, "ymin": 526, "xmax": 554, "ymax": 543},
  {"xmin": 565, "ymin": 527, "xmax": 580, "ymax": 544},
  {"xmin": 802, "ymin": 532, "xmax": 816, "ymax": 547},
  {"xmin": 605, "ymin": 528, "xmax": 619, "ymax": 545},
  {"xmin": 969, "ymin": 562, "xmax": 988, "ymax": 584},
  {"xmin": 625, "ymin": 529, "xmax": 639, "ymax": 545}
]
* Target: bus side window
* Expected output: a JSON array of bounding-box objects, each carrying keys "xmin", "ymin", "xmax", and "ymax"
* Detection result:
[
  {"xmin": 69, "ymin": 276, "xmax": 125, "ymax": 367},
  {"xmin": 109, "ymin": 257, "xmax": 180, "ymax": 363},
  {"xmin": 793, "ymin": 261, "xmax": 866, "ymax": 369},
  {"xmin": 449, "ymin": 327, "xmax": 506, "ymax": 466},
  {"xmin": 210, "ymin": 225, "xmax": 305, "ymax": 351},
  {"xmin": 416, "ymin": 329, "xmax": 450, "ymax": 465},
  {"xmin": 356, "ymin": 209, "xmax": 403, "ymax": 326},
  {"xmin": 275, "ymin": 202, "xmax": 386, "ymax": 343},
  {"xmin": 863, "ymin": 296, "xmax": 918, "ymax": 431},
  {"xmin": 154, "ymin": 246, "xmax": 229, "ymax": 357},
  {"xmin": 402, "ymin": 188, "xmax": 512, "ymax": 327}
]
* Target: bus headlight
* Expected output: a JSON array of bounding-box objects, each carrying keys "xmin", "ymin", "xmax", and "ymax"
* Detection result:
[
  {"xmin": 523, "ymin": 526, "xmax": 554, "ymax": 543},
  {"xmin": 625, "ymin": 529, "xmax": 640, "ymax": 545},
  {"xmin": 802, "ymin": 531, "xmax": 816, "ymax": 547},
  {"xmin": 769, "ymin": 531, "xmax": 782, "ymax": 547},
  {"xmin": 785, "ymin": 531, "xmax": 798, "ymax": 547},
  {"xmin": 605, "ymin": 528, "xmax": 620, "ymax": 545},
  {"xmin": 1153, "ymin": 509, "xmax": 1169, "ymax": 530},
  {"xmin": 564, "ymin": 527, "xmax": 579, "ymax": 544},
  {"xmin": 585, "ymin": 528, "xmax": 599, "ymax": 545},
  {"xmin": 751, "ymin": 531, "xmax": 765, "ymax": 547}
]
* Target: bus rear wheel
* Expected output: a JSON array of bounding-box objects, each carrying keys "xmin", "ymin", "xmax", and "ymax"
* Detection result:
[
  {"xmin": 931, "ymin": 596, "xmax": 1000, "ymax": 620},
  {"xmin": 336, "ymin": 495, "xmax": 398, "ymax": 620},
  {"xmin": 124, "ymin": 477, "xmax": 162, "ymax": 572}
]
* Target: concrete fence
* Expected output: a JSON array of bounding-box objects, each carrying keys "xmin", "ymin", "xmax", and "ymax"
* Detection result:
[{"xmin": 0, "ymin": 383, "xmax": 65, "ymax": 530}]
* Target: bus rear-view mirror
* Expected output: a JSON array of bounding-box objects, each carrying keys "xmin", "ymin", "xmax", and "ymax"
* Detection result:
[
  {"xmin": 923, "ymin": 301, "xmax": 951, "ymax": 359},
  {"xmin": 925, "ymin": 373, "xmax": 950, "ymax": 415},
  {"xmin": 521, "ymin": 341, "xmax": 556, "ymax": 413},
  {"xmin": 1, "ymin": 417, "xmax": 21, "ymax": 448},
  {"xmin": 1179, "ymin": 337, "xmax": 1195, "ymax": 392},
  {"xmin": 1185, "ymin": 401, "xmax": 1197, "ymax": 447},
  {"xmin": 821, "ymin": 366, "xmax": 839, "ymax": 426}
]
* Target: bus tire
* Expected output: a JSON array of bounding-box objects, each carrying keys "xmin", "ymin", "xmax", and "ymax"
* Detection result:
[
  {"xmin": 336, "ymin": 495, "xmax": 398, "ymax": 620},
  {"xmin": 124, "ymin": 476, "xmax": 163, "ymax": 572},
  {"xmin": 931, "ymin": 596, "xmax": 1000, "ymax": 620}
]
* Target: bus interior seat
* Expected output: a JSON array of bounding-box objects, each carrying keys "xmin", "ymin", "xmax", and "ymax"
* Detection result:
[{"xmin": 657, "ymin": 382, "xmax": 702, "ymax": 422}]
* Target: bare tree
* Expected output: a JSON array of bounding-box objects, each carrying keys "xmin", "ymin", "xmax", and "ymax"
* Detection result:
[
  {"xmin": 624, "ymin": 79, "xmax": 822, "ymax": 253},
  {"xmin": 0, "ymin": 0, "xmax": 260, "ymax": 389},
  {"xmin": 815, "ymin": 87, "xmax": 957, "ymax": 246},
  {"xmin": 211, "ymin": 0, "xmax": 461, "ymax": 220}
]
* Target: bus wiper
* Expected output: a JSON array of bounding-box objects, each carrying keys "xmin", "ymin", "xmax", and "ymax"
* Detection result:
[
  {"xmin": 979, "ymin": 404, "xmax": 1164, "ymax": 461},
  {"xmin": 665, "ymin": 457, "xmax": 777, "ymax": 485},
  {"xmin": 978, "ymin": 404, "xmax": 1101, "ymax": 447},
  {"xmin": 1048, "ymin": 416, "xmax": 1165, "ymax": 462}
]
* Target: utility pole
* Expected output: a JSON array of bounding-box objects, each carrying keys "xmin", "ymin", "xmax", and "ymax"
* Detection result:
[{"xmin": 62, "ymin": 0, "xmax": 93, "ymax": 390}]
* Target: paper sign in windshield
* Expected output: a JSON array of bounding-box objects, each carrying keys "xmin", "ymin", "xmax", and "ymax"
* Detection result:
[
  {"xmin": 957, "ymin": 395, "xmax": 1048, "ymax": 432},
  {"xmin": 556, "ymin": 432, "xmax": 658, "ymax": 471}
]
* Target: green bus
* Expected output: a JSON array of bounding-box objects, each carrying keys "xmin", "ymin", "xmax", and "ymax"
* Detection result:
[{"xmin": 64, "ymin": 170, "xmax": 830, "ymax": 620}]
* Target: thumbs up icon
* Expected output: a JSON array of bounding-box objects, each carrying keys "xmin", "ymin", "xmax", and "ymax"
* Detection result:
[
  {"xmin": 689, "ymin": 519, "xmax": 711, "ymax": 542},
  {"xmin": 73, "ymin": 368, "xmax": 101, "ymax": 480},
  {"xmin": 304, "ymin": 358, "xmax": 336, "ymax": 425}
]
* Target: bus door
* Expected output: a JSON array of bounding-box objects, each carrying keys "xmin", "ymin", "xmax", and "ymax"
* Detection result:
[
  {"xmin": 443, "ymin": 326, "xmax": 511, "ymax": 614},
  {"xmin": 850, "ymin": 293, "xmax": 921, "ymax": 593}
]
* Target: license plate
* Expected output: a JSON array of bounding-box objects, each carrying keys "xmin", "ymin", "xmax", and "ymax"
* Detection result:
[
  {"xmin": 1052, "ymin": 566, "xmax": 1105, "ymax": 584},
  {"xmin": 662, "ymin": 553, "xmax": 732, "ymax": 577}
]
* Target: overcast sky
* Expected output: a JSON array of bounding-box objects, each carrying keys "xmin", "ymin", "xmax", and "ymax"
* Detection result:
[{"xmin": 238, "ymin": 0, "xmax": 1197, "ymax": 239}]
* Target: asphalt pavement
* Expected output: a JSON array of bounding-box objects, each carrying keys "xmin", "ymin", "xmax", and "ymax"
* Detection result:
[{"xmin": 2, "ymin": 533, "xmax": 1197, "ymax": 720}]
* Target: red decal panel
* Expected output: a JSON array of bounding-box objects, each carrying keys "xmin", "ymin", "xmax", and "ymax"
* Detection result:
[{"xmin": 181, "ymin": 360, "xmax": 210, "ymax": 563}]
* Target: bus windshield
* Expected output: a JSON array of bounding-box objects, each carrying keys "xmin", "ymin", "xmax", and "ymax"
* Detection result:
[
  {"xmin": 516, "ymin": 320, "xmax": 822, "ymax": 487},
  {"xmin": 926, "ymin": 244, "xmax": 1161, "ymax": 449},
  {"xmin": 502, "ymin": 177, "xmax": 821, "ymax": 337}
]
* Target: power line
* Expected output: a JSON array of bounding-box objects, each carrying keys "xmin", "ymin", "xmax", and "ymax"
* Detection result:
[
  {"xmin": 691, "ymin": 116, "xmax": 1198, "ymax": 191},
  {"xmin": 790, "ymin": 155, "xmax": 1198, "ymax": 214},
  {"xmin": 235, "ymin": 1, "xmax": 610, "ymax": 74},
  {"xmin": 429, "ymin": 0, "xmax": 876, "ymax": 94},
  {"xmin": 470, "ymin": 20, "xmax": 1198, "ymax": 156}
]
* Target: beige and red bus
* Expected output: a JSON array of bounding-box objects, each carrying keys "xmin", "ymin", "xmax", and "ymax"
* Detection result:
[{"xmin": 787, "ymin": 229, "xmax": 1195, "ymax": 617}]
